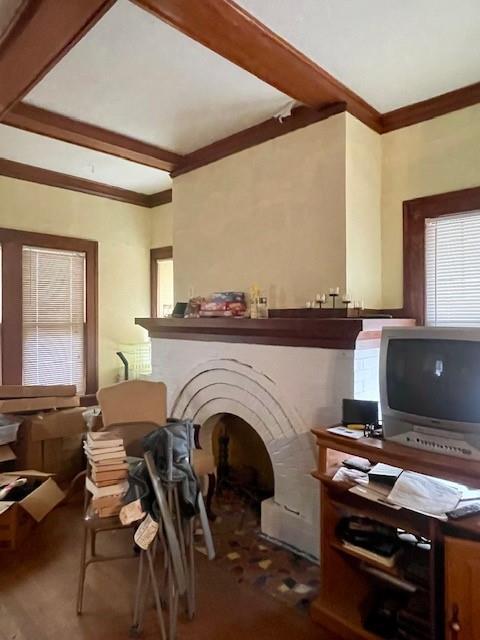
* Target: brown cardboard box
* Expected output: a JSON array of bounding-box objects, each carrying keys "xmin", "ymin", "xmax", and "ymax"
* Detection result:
[
  {"xmin": 0, "ymin": 471, "xmax": 65, "ymax": 551},
  {"xmin": 0, "ymin": 395, "xmax": 79, "ymax": 413},
  {"xmin": 13, "ymin": 408, "xmax": 87, "ymax": 482},
  {"xmin": 0, "ymin": 385, "xmax": 76, "ymax": 399}
]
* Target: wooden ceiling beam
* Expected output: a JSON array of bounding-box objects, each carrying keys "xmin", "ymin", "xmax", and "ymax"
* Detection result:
[
  {"xmin": 0, "ymin": 0, "xmax": 117, "ymax": 119},
  {"xmin": 4, "ymin": 103, "xmax": 183, "ymax": 172},
  {"xmin": 0, "ymin": 158, "xmax": 170, "ymax": 208},
  {"xmin": 131, "ymin": 0, "xmax": 382, "ymax": 132}
]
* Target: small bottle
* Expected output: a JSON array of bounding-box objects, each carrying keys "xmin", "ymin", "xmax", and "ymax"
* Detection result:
[
  {"xmin": 250, "ymin": 284, "xmax": 259, "ymax": 319},
  {"xmin": 257, "ymin": 296, "xmax": 269, "ymax": 319}
]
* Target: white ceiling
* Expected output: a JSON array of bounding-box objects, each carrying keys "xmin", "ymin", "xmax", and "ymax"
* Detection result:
[
  {"xmin": 24, "ymin": 0, "xmax": 291, "ymax": 154},
  {"xmin": 238, "ymin": 0, "xmax": 480, "ymax": 112},
  {"xmin": 0, "ymin": 124, "xmax": 171, "ymax": 194}
]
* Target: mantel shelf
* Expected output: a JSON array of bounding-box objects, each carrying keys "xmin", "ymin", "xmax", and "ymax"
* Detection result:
[{"xmin": 136, "ymin": 316, "xmax": 415, "ymax": 350}]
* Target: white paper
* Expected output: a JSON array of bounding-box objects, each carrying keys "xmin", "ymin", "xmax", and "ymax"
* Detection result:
[
  {"xmin": 134, "ymin": 513, "xmax": 159, "ymax": 550},
  {"xmin": 327, "ymin": 426, "xmax": 364, "ymax": 440},
  {"xmin": 119, "ymin": 499, "xmax": 145, "ymax": 526},
  {"xmin": 388, "ymin": 471, "xmax": 461, "ymax": 517},
  {"xmin": 349, "ymin": 484, "xmax": 401, "ymax": 510}
]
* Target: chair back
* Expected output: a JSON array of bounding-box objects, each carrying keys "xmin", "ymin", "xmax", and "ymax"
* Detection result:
[{"xmin": 97, "ymin": 380, "xmax": 167, "ymax": 457}]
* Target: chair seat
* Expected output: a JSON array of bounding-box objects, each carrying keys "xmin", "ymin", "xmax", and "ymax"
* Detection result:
[{"xmin": 192, "ymin": 449, "xmax": 216, "ymax": 477}]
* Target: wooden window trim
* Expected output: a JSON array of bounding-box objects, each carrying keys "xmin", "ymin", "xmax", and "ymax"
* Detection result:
[
  {"xmin": 150, "ymin": 246, "xmax": 173, "ymax": 318},
  {"xmin": 0, "ymin": 228, "xmax": 98, "ymax": 395},
  {"xmin": 403, "ymin": 186, "xmax": 480, "ymax": 324}
]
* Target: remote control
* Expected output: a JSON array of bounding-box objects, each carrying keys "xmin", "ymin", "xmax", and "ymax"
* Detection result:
[{"xmin": 447, "ymin": 502, "xmax": 480, "ymax": 520}]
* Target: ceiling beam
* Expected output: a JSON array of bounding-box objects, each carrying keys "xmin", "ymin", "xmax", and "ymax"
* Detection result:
[
  {"xmin": 0, "ymin": 157, "xmax": 168, "ymax": 208},
  {"xmin": 4, "ymin": 103, "xmax": 183, "ymax": 172},
  {"xmin": 131, "ymin": 0, "xmax": 382, "ymax": 132},
  {"xmin": 149, "ymin": 189, "xmax": 172, "ymax": 206},
  {"xmin": 0, "ymin": 0, "xmax": 117, "ymax": 119}
]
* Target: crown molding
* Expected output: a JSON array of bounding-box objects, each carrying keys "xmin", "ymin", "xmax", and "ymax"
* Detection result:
[
  {"xmin": 381, "ymin": 82, "xmax": 480, "ymax": 132},
  {"xmin": 173, "ymin": 102, "xmax": 347, "ymax": 177},
  {"xmin": 0, "ymin": 157, "xmax": 165, "ymax": 207}
]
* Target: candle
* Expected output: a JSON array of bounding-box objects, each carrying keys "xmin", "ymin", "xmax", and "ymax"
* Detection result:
[
  {"xmin": 316, "ymin": 293, "xmax": 326, "ymax": 303},
  {"xmin": 306, "ymin": 301, "xmax": 312, "ymax": 308},
  {"xmin": 342, "ymin": 293, "xmax": 351, "ymax": 303},
  {"xmin": 329, "ymin": 287, "xmax": 340, "ymax": 295}
]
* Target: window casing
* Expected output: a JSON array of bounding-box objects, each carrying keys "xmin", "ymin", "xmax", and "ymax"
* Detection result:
[{"xmin": 0, "ymin": 228, "xmax": 97, "ymax": 395}]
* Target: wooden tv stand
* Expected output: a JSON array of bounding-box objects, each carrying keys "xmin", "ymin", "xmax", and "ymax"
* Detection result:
[{"xmin": 311, "ymin": 426, "xmax": 480, "ymax": 640}]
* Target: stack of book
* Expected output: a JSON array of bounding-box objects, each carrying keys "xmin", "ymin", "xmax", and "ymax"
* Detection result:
[{"xmin": 84, "ymin": 432, "xmax": 128, "ymax": 518}]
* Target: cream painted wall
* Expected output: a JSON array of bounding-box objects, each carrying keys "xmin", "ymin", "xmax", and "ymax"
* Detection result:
[
  {"xmin": 0, "ymin": 176, "xmax": 151, "ymax": 386},
  {"xmin": 151, "ymin": 202, "xmax": 173, "ymax": 248},
  {"xmin": 345, "ymin": 114, "xmax": 382, "ymax": 307},
  {"xmin": 381, "ymin": 104, "xmax": 480, "ymax": 307},
  {"xmin": 173, "ymin": 113, "xmax": 347, "ymax": 308}
]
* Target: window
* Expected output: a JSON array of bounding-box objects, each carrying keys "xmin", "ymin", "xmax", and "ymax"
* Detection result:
[
  {"xmin": 23, "ymin": 246, "xmax": 87, "ymax": 393},
  {"xmin": 150, "ymin": 246, "xmax": 173, "ymax": 318},
  {"xmin": 1, "ymin": 228, "xmax": 97, "ymax": 394},
  {"xmin": 425, "ymin": 211, "xmax": 480, "ymax": 327},
  {"xmin": 402, "ymin": 187, "xmax": 480, "ymax": 324}
]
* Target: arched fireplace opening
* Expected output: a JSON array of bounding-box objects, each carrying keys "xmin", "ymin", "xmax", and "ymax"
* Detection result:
[{"xmin": 204, "ymin": 412, "xmax": 274, "ymax": 513}]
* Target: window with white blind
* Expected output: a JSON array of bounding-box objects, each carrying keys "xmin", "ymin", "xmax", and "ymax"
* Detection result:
[
  {"xmin": 22, "ymin": 246, "xmax": 87, "ymax": 393},
  {"xmin": 425, "ymin": 210, "xmax": 480, "ymax": 327}
]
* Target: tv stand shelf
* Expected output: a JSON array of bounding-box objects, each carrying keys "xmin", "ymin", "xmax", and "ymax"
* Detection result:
[
  {"xmin": 312, "ymin": 426, "xmax": 480, "ymax": 488},
  {"xmin": 311, "ymin": 426, "xmax": 480, "ymax": 640}
]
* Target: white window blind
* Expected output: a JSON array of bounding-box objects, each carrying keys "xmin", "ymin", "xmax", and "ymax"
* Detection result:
[
  {"xmin": 425, "ymin": 210, "xmax": 480, "ymax": 327},
  {"xmin": 22, "ymin": 246, "xmax": 86, "ymax": 393}
]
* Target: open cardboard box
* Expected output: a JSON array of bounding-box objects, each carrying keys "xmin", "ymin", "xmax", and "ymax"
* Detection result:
[
  {"xmin": 0, "ymin": 470, "xmax": 65, "ymax": 551},
  {"xmin": 14, "ymin": 408, "xmax": 88, "ymax": 481}
]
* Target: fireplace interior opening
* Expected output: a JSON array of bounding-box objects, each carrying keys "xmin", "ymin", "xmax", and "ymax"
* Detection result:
[{"xmin": 208, "ymin": 413, "xmax": 274, "ymax": 512}]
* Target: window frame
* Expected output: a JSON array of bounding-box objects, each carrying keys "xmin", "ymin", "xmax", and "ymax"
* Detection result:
[
  {"xmin": 0, "ymin": 228, "xmax": 98, "ymax": 395},
  {"xmin": 403, "ymin": 186, "xmax": 480, "ymax": 324},
  {"xmin": 150, "ymin": 246, "xmax": 173, "ymax": 318}
]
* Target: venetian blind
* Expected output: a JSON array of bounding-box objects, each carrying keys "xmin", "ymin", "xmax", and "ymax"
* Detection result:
[
  {"xmin": 22, "ymin": 246, "xmax": 86, "ymax": 393},
  {"xmin": 425, "ymin": 210, "xmax": 480, "ymax": 327}
]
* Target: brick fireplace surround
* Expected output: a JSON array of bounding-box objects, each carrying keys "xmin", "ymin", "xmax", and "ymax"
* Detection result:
[{"xmin": 136, "ymin": 317, "xmax": 414, "ymax": 558}]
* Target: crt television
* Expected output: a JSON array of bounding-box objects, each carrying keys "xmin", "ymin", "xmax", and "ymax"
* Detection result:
[{"xmin": 380, "ymin": 327, "xmax": 480, "ymax": 460}]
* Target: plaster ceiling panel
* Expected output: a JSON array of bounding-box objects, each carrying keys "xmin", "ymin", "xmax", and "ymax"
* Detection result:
[
  {"xmin": 24, "ymin": 0, "xmax": 291, "ymax": 154},
  {"xmin": 238, "ymin": 0, "xmax": 480, "ymax": 112},
  {"xmin": 0, "ymin": 124, "xmax": 171, "ymax": 193}
]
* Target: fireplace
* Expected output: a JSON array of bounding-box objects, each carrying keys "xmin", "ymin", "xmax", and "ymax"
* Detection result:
[{"xmin": 137, "ymin": 316, "xmax": 415, "ymax": 558}]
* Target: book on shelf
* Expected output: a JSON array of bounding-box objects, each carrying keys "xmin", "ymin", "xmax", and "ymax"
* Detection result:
[{"xmin": 340, "ymin": 539, "xmax": 400, "ymax": 568}]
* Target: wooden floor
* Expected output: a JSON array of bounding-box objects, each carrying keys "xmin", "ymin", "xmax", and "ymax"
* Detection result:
[{"xmin": 0, "ymin": 502, "xmax": 331, "ymax": 640}]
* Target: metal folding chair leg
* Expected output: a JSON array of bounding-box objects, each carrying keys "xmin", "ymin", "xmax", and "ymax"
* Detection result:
[{"xmin": 76, "ymin": 525, "xmax": 89, "ymax": 615}]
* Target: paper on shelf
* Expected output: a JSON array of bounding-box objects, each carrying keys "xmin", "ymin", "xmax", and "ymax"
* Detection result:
[
  {"xmin": 388, "ymin": 470, "xmax": 461, "ymax": 517},
  {"xmin": 349, "ymin": 483, "xmax": 401, "ymax": 510}
]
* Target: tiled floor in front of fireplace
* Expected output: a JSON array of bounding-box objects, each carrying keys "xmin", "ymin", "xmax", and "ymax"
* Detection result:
[{"xmin": 194, "ymin": 493, "xmax": 320, "ymax": 613}]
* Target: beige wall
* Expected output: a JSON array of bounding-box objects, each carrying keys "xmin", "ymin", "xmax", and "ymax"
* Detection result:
[
  {"xmin": 173, "ymin": 113, "xmax": 347, "ymax": 307},
  {"xmin": 345, "ymin": 114, "xmax": 382, "ymax": 307},
  {"xmin": 151, "ymin": 202, "xmax": 173, "ymax": 248},
  {"xmin": 381, "ymin": 103, "xmax": 480, "ymax": 307},
  {"xmin": 0, "ymin": 176, "xmax": 151, "ymax": 386}
]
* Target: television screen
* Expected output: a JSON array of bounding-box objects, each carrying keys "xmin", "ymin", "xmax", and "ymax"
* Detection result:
[{"xmin": 386, "ymin": 338, "xmax": 480, "ymax": 423}]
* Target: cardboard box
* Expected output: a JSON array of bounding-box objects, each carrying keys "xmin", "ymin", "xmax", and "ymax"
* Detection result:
[
  {"xmin": 0, "ymin": 395, "xmax": 79, "ymax": 413},
  {"xmin": 13, "ymin": 408, "xmax": 88, "ymax": 482},
  {"xmin": 0, "ymin": 471, "xmax": 65, "ymax": 551},
  {"xmin": 0, "ymin": 385, "xmax": 76, "ymax": 399}
]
